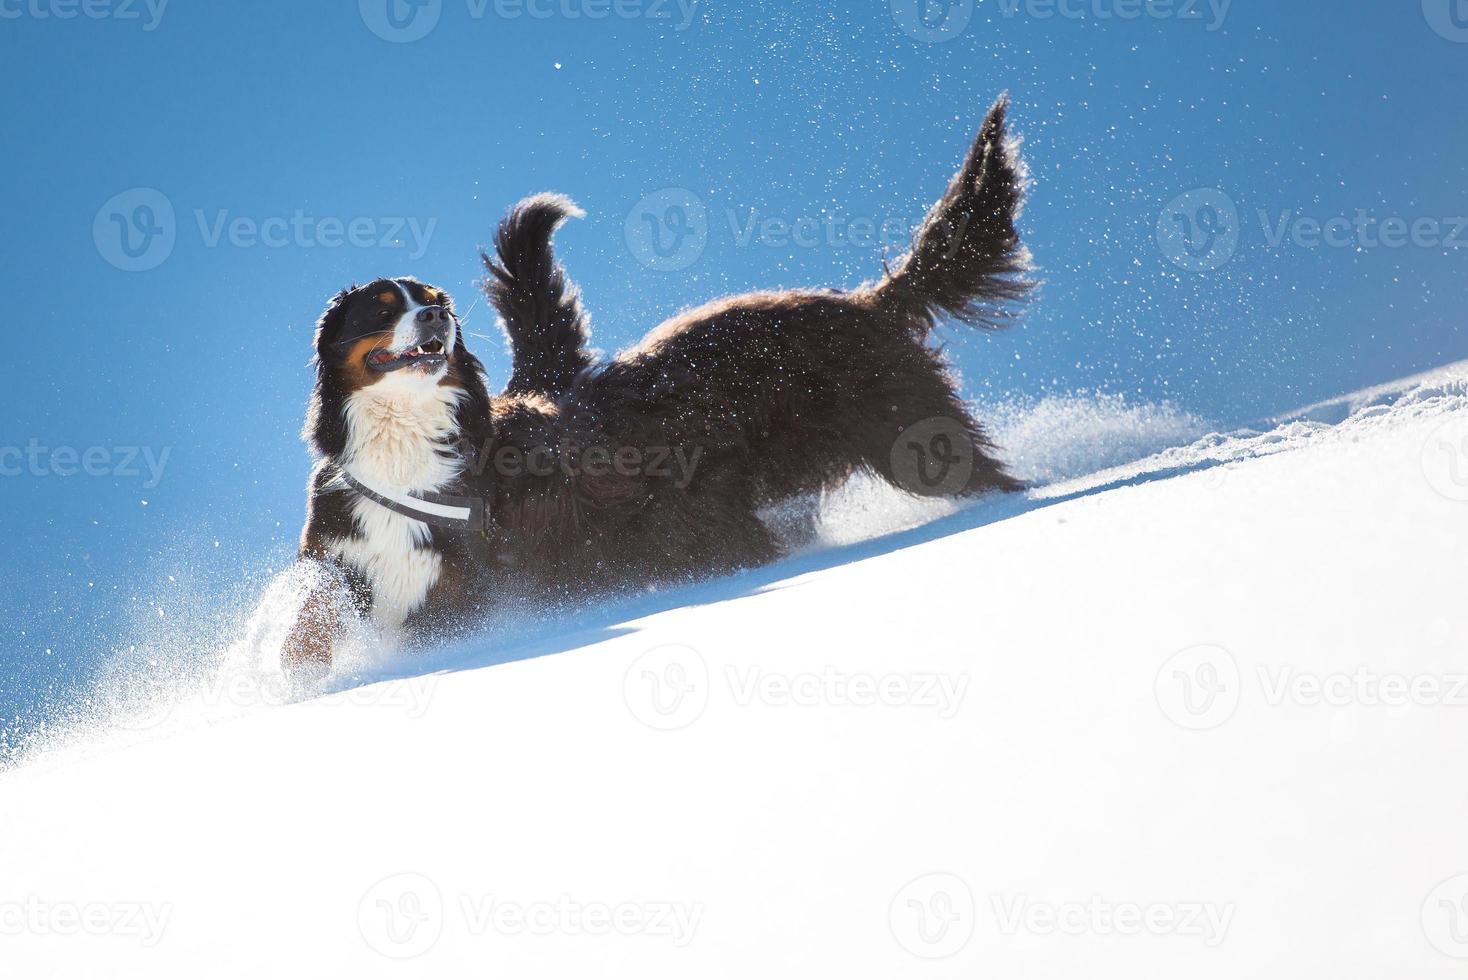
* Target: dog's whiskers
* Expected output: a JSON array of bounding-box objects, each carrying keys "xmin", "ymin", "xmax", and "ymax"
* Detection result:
[{"xmin": 452, "ymin": 296, "xmax": 481, "ymax": 332}]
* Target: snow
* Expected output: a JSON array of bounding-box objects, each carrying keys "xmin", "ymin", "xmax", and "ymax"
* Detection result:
[{"xmin": 4, "ymin": 362, "xmax": 1468, "ymax": 978}]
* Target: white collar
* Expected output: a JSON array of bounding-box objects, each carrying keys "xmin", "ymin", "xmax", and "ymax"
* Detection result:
[{"xmin": 339, "ymin": 466, "xmax": 488, "ymax": 532}]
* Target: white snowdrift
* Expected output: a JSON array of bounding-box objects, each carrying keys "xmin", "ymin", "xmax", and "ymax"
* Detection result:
[{"xmin": 3, "ymin": 362, "xmax": 1468, "ymax": 979}]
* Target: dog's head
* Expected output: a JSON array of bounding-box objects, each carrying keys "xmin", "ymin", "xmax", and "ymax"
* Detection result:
[
  {"xmin": 304, "ymin": 277, "xmax": 489, "ymax": 458},
  {"xmin": 319, "ymin": 277, "xmax": 459, "ymax": 379}
]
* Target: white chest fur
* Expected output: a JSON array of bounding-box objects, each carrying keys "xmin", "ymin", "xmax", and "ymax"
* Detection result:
[{"xmin": 328, "ymin": 376, "xmax": 466, "ymax": 632}]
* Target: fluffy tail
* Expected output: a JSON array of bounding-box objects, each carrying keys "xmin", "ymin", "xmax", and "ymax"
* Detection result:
[
  {"xmin": 872, "ymin": 94, "xmax": 1034, "ymax": 333},
  {"xmin": 481, "ymin": 193, "xmax": 595, "ymax": 397}
]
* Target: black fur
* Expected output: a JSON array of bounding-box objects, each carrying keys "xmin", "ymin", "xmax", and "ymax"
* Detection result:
[
  {"xmin": 465, "ymin": 95, "xmax": 1032, "ymax": 598},
  {"xmin": 482, "ymin": 194, "xmax": 596, "ymax": 398},
  {"xmin": 875, "ymin": 94, "xmax": 1032, "ymax": 331},
  {"xmin": 289, "ymin": 96, "xmax": 1035, "ymax": 665}
]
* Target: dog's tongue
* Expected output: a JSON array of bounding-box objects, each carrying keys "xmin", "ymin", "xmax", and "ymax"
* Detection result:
[{"xmin": 372, "ymin": 351, "xmax": 396, "ymax": 365}]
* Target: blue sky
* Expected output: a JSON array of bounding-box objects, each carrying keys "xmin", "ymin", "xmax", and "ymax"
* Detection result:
[{"xmin": 1, "ymin": 0, "xmax": 1465, "ymax": 730}]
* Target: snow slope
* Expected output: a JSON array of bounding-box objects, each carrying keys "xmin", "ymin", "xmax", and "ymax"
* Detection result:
[{"xmin": 4, "ymin": 363, "xmax": 1468, "ymax": 978}]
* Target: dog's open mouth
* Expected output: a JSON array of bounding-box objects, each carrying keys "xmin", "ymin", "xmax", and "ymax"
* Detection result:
[{"xmin": 366, "ymin": 339, "xmax": 447, "ymax": 373}]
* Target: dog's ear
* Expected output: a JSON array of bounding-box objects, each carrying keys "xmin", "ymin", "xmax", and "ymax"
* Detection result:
[
  {"xmin": 312, "ymin": 287, "xmax": 353, "ymax": 360},
  {"xmin": 302, "ymin": 287, "xmax": 354, "ymax": 459}
]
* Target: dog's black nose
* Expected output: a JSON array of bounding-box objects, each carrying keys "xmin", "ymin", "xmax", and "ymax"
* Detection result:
[{"xmin": 416, "ymin": 305, "xmax": 449, "ymax": 325}]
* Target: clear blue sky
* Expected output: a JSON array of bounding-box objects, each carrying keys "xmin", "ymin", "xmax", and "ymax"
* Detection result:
[{"xmin": 1, "ymin": 1, "xmax": 1465, "ymax": 730}]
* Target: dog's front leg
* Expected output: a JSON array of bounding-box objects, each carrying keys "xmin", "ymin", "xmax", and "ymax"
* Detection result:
[{"xmin": 281, "ymin": 558, "xmax": 360, "ymax": 676}]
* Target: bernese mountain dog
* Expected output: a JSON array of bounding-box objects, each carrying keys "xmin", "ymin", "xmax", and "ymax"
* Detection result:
[{"xmin": 282, "ymin": 95, "xmax": 1033, "ymax": 671}]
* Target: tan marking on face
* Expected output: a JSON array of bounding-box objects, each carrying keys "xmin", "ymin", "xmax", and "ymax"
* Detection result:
[
  {"xmin": 342, "ymin": 335, "xmax": 394, "ymax": 391},
  {"xmin": 378, "ymin": 290, "xmax": 400, "ymax": 306}
]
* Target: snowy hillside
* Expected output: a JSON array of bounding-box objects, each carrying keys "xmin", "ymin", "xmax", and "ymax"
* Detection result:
[{"xmin": 3, "ymin": 362, "xmax": 1468, "ymax": 978}]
